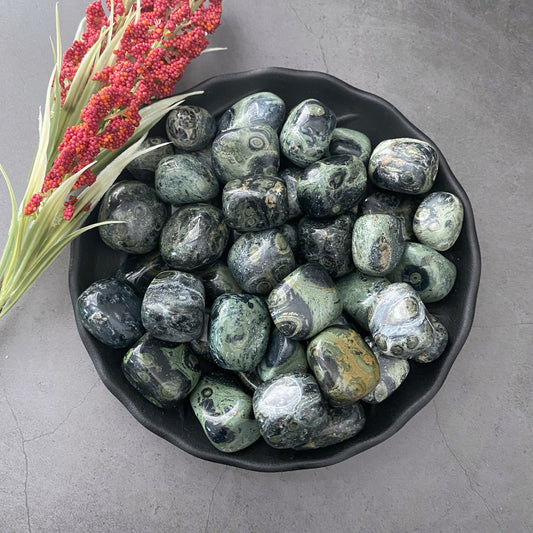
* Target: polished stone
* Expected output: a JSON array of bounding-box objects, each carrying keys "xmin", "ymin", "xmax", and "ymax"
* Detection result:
[
  {"xmin": 126, "ymin": 136, "xmax": 174, "ymax": 183},
  {"xmin": 329, "ymin": 127, "xmax": 372, "ymax": 165},
  {"xmin": 115, "ymin": 251, "xmax": 169, "ymax": 296},
  {"xmin": 412, "ymin": 313, "xmax": 449, "ymax": 363},
  {"xmin": 165, "ymin": 105, "xmax": 216, "ymax": 152},
  {"xmin": 279, "ymin": 167, "xmax": 304, "ymax": 220},
  {"xmin": 196, "ymin": 262, "xmax": 242, "ymax": 306}
]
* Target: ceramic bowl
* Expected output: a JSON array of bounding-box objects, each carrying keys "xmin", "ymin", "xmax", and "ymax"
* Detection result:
[{"xmin": 69, "ymin": 67, "xmax": 481, "ymax": 471}]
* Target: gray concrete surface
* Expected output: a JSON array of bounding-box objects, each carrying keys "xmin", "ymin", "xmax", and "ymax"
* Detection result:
[{"xmin": 0, "ymin": 1, "xmax": 532, "ymax": 532}]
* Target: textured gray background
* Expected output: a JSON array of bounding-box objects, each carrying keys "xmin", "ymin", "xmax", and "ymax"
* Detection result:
[{"xmin": 1, "ymin": 1, "xmax": 532, "ymax": 532}]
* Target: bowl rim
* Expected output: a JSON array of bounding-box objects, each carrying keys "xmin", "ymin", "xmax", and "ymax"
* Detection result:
[{"xmin": 69, "ymin": 66, "xmax": 482, "ymax": 472}]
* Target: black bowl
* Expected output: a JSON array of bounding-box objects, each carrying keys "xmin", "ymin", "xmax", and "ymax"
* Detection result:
[{"xmin": 69, "ymin": 67, "xmax": 481, "ymax": 472}]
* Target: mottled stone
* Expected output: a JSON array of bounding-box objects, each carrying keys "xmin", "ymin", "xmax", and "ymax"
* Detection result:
[
  {"xmin": 298, "ymin": 214, "xmax": 354, "ymax": 278},
  {"xmin": 329, "ymin": 128, "xmax": 372, "ymax": 165},
  {"xmin": 115, "ymin": 251, "xmax": 168, "ymax": 295},
  {"xmin": 307, "ymin": 327, "xmax": 380, "ymax": 406},
  {"xmin": 189, "ymin": 310, "xmax": 211, "ymax": 359},
  {"xmin": 280, "ymin": 223, "xmax": 299, "ymax": 254},
  {"xmin": 77, "ymin": 278, "xmax": 144, "ymax": 348},
  {"xmin": 413, "ymin": 191, "xmax": 464, "ymax": 251},
  {"xmin": 352, "ymin": 214, "xmax": 405, "ymax": 276},
  {"xmin": 257, "ymin": 329, "xmax": 308, "ymax": 382},
  {"xmin": 126, "ymin": 137, "xmax": 174, "ymax": 183},
  {"xmin": 208, "ymin": 294, "xmax": 271, "ymax": 372},
  {"xmin": 279, "ymin": 167, "xmax": 303, "ymax": 219},
  {"xmin": 267, "ymin": 263, "xmax": 342, "ymax": 340},
  {"xmin": 154, "ymin": 154, "xmax": 219, "ymax": 205},
  {"xmin": 362, "ymin": 191, "xmax": 419, "ymax": 240},
  {"xmin": 141, "ymin": 271, "xmax": 205, "ymax": 343},
  {"xmin": 387, "ymin": 242, "xmax": 457, "ymax": 303},
  {"xmin": 165, "ymin": 105, "xmax": 216, "ymax": 152},
  {"xmin": 211, "ymin": 125, "xmax": 280, "ymax": 184},
  {"xmin": 222, "ymin": 176, "xmax": 289, "ymax": 231},
  {"xmin": 122, "ymin": 334, "xmax": 201, "ymax": 408},
  {"xmin": 361, "ymin": 336, "xmax": 410, "ymax": 403},
  {"xmin": 412, "ymin": 313, "xmax": 449, "ymax": 363},
  {"xmin": 252, "ymin": 373, "xmax": 329, "ymax": 449},
  {"xmin": 196, "ymin": 262, "xmax": 242, "ymax": 306},
  {"xmin": 369, "ymin": 138, "xmax": 439, "ymax": 194},
  {"xmin": 190, "ymin": 374, "xmax": 261, "ymax": 453},
  {"xmin": 295, "ymin": 402, "xmax": 366, "ymax": 449},
  {"xmin": 336, "ymin": 270, "xmax": 390, "ymax": 331},
  {"xmin": 218, "ymin": 91, "xmax": 286, "ymax": 133},
  {"xmin": 228, "ymin": 230, "xmax": 295, "ymax": 295},
  {"xmin": 368, "ymin": 282, "xmax": 435, "ymax": 359},
  {"xmin": 98, "ymin": 181, "xmax": 170, "ymax": 254},
  {"xmin": 160, "ymin": 203, "xmax": 229, "ymax": 271},
  {"xmin": 297, "ymin": 155, "xmax": 367, "ymax": 218},
  {"xmin": 280, "ymin": 98, "xmax": 336, "ymax": 167}
]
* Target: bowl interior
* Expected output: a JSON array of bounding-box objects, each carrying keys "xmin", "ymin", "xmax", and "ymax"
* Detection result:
[{"xmin": 69, "ymin": 68, "xmax": 481, "ymax": 472}]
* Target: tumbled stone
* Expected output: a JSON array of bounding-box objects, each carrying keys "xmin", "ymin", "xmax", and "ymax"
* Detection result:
[
  {"xmin": 387, "ymin": 242, "xmax": 457, "ymax": 303},
  {"xmin": 196, "ymin": 262, "xmax": 242, "ymax": 306},
  {"xmin": 77, "ymin": 278, "xmax": 144, "ymax": 348},
  {"xmin": 208, "ymin": 294, "xmax": 270, "ymax": 372},
  {"xmin": 295, "ymin": 402, "xmax": 366, "ymax": 449},
  {"xmin": 115, "ymin": 251, "xmax": 169, "ymax": 295},
  {"xmin": 126, "ymin": 137, "xmax": 174, "ymax": 183},
  {"xmin": 412, "ymin": 313, "xmax": 449, "ymax": 363},
  {"xmin": 298, "ymin": 214, "xmax": 354, "ymax": 278},
  {"xmin": 211, "ymin": 125, "xmax": 280, "ymax": 184},
  {"xmin": 280, "ymin": 223, "xmax": 299, "ymax": 254},
  {"xmin": 279, "ymin": 167, "xmax": 303, "ymax": 219},
  {"xmin": 189, "ymin": 310, "xmax": 211, "ymax": 360},
  {"xmin": 98, "ymin": 181, "xmax": 170, "ymax": 255},
  {"xmin": 267, "ymin": 263, "xmax": 342, "ymax": 340},
  {"xmin": 141, "ymin": 271, "xmax": 205, "ymax": 343},
  {"xmin": 361, "ymin": 336, "xmax": 410, "ymax": 403},
  {"xmin": 165, "ymin": 105, "xmax": 216, "ymax": 151},
  {"xmin": 352, "ymin": 214, "xmax": 405, "ymax": 276},
  {"xmin": 413, "ymin": 191, "xmax": 464, "ymax": 251},
  {"xmin": 160, "ymin": 203, "xmax": 229, "ymax": 271},
  {"xmin": 252, "ymin": 373, "xmax": 329, "ymax": 449},
  {"xmin": 122, "ymin": 334, "xmax": 201, "ymax": 408},
  {"xmin": 307, "ymin": 327, "xmax": 380, "ymax": 406},
  {"xmin": 222, "ymin": 176, "xmax": 289, "ymax": 231},
  {"xmin": 280, "ymin": 98, "xmax": 336, "ymax": 167},
  {"xmin": 297, "ymin": 155, "xmax": 367, "ymax": 218},
  {"xmin": 257, "ymin": 329, "xmax": 308, "ymax": 382},
  {"xmin": 218, "ymin": 91, "xmax": 286, "ymax": 133},
  {"xmin": 336, "ymin": 270, "xmax": 390, "ymax": 331},
  {"xmin": 154, "ymin": 154, "xmax": 219, "ymax": 205},
  {"xmin": 329, "ymin": 127, "xmax": 372, "ymax": 165},
  {"xmin": 190, "ymin": 374, "xmax": 261, "ymax": 453},
  {"xmin": 368, "ymin": 138, "xmax": 439, "ymax": 194},
  {"xmin": 228, "ymin": 230, "xmax": 296, "ymax": 295},
  {"xmin": 368, "ymin": 282, "xmax": 435, "ymax": 359}
]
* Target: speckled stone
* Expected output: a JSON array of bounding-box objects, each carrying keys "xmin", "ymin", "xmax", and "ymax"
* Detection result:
[
  {"xmin": 77, "ymin": 278, "xmax": 144, "ymax": 348},
  {"xmin": 126, "ymin": 137, "xmax": 174, "ymax": 183},
  {"xmin": 228, "ymin": 230, "xmax": 295, "ymax": 295},
  {"xmin": 160, "ymin": 203, "xmax": 229, "ymax": 271},
  {"xmin": 208, "ymin": 294, "xmax": 271, "ymax": 372},
  {"xmin": 387, "ymin": 242, "xmax": 457, "ymax": 303},
  {"xmin": 368, "ymin": 282, "xmax": 435, "ymax": 359},
  {"xmin": 115, "ymin": 251, "xmax": 168, "ymax": 296},
  {"xmin": 295, "ymin": 402, "xmax": 366, "ymax": 449},
  {"xmin": 297, "ymin": 155, "xmax": 367, "ymax": 218},
  {"xmin": 98, "ymin": 181, "xmax": 170, "ymax": 255},
  {"xmin": 141, "ymin": 271, "xmax": 205, "ymax": 343},
  {"xmin": 257, "ymin": 329, "xmax": 308, "ymax": 382},
  {"xmin": 267, "ymin": 263, "xmax": 342, "ymax": 340},
  {"xmin": 211, "ymin": 125, "xmax": 280, "ymax": 184},
  {"xmin": 280, "ymin": 223, "xmax": 299, "ymax": 254},
  {"xmin": 412, "ymin": 313, "xmax": 449, "ymax": 363},
  {"xmin": 413, "ymin": 191, "xmax": 464, "ymax": 251},
  {"xmin": 362, "ymin": 191, "xmax": 419, "ymax": 240},
  {"xmin": 252, "ymin": 373, "xmax": 329, "ymax": 449},
  {"xmin": 218, "ymin": 91, "xmax": 286, "ymax": 133},
  {"xmin": 368, "ymin": 138, "xmax": 439, "ymax": 195},
  {"xmin": 361, "ymin": 336, "xmax": 410, "ymax": 404},
  {"xmin": 336, "ymin": 270, "xmax": 390, "ymax": 331},
  {"xmin": 196, "ymin": 262, "xmax": 242, "ymax": 306},
  {"xmin": 154, "ymin": 154, "xmax": 219, "ymax": 205},
  {"xmin": 307, "ymin": 327, "xmax": 380, "ymax": 406},
  {"xmin": 279, "ymin": 167, "xmax": 304, "ymax": 219},
  {"xmin": 222, "ymin": 176, "xmax": 289, "ymax": 232},
  {"xmin": 190, "ymin": 374, "xmax": 261, "ymax": 453},
  {"xmin": 165, "ymin": 105, "xmax": 216, "ymax": 152},
  {"xmin": 122, "ymin": 334, "xmax": 201, "ymax": 408},
  {"xmin": 297, "ymin": 214, "xmax": 354, "ymax": 278},
  {"xmin": 280, "ymin": 98, "xmax": 336, "ymax": 167},
  {"xmin": 329, "ymin": 128, "xmax": 372, "ymax": 165}
]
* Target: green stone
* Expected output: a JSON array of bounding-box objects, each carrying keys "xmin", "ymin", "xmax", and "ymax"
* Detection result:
[
  {"xmin": 196, "ymin": 262, "xmax": 242, "ymax": 306},
  {"xmin": 279, "ymin": 167, "xmax": 304, "ymax": 220},
  {"xmin": 165, "ymin": 105, "xmax": 216, "ymax": 152},
  {"xmin": 412, "ymin": 313, "xmax": 449, "ymax": 363},
  {"xmin": 329, "ymin": 127, "xmax": 372, "ymax": 165}
]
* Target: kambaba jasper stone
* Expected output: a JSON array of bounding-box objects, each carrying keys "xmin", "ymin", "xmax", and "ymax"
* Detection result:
[
  {"xmin": 196, "ymin": 262, "xmax": 242, "ymax": 306},
  {"xmin": 165, "ymin": 105, "xmax": 216, "ymax": 152},
  {"xmin": 412, "ymin": 313, "xmax": 449, "ymax": 363},
  {"xmin": 279, "ymin": 167, "xmax": 304, "ymax": 220},
  {"xmin": 329, "ymin": 127, "xmax": 372, "ymax": 165}
]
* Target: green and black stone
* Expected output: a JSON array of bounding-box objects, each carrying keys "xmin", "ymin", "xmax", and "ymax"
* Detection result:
[
  {"xmin": 126, "ymin": 136, "xmax": 174, "ymax": 183},
  {"xmin": 115, "ymin": 251, "xmax": 169, "ymax": 296},
  {"xmin": 329, "ymin": 127, "xmax": 372, "ymax": 165},
  {"xmin": 412, "ymin": 313, "xmax": 449, "ymax": 363},
  {"xmin": 196, "ymin": 262, "xmax": 242, "ymax": 306},
  {"xmin": 122, "ymin": 333, "xmax": 201, "ymax": 408},
  {"xmin": 279, "ymin": 167, "xmax": 304, "ymax": 220},
  {"xmin": 165, "ymin": 105, "xmax": 216, "ymax": 152}
]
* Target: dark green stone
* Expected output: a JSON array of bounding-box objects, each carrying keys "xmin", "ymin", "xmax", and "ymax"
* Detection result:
[
  {"xmin": 412, "ymin": 313, "xmax": 448, "ymax": 363},
  {"xmin": 165, "ymin": 105, "xmax": 216, "ymax": 152},
  {"xmin": 122, "ymin": 334, "xmax": 201, "ymax": 408},
  {"xmin": 115, "ymin": 251, "xmax": 168, "ymax": 295},
  {"xmin": 280, "ymin": 223, "xmax": 299, "ymax": 254},
  {"xmin": 279, "ymin": 167, "xmax": 303, "ymax": 219},
  {"xmin": 329, "ymin": 128, "xmax": 372, "ymax": 165},
  {"xmin": 126, "ymin": 137, "xmax": 174, "ymax": 183},
  {"xmin": 98, "ymin": 181, "xmax": 170, "ymax": 255},
  {"xmin": 196, "ymin": 262, "xmax": 242, "ymax": 306}
]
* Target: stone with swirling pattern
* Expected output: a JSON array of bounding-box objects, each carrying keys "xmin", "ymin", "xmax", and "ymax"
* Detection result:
[
  {"xmin": 411, "ymin": 313, "xmax": 448, "ymax": 363},
  {"xmin": 329, "ymin": 128, "xmax": 372, "ymax": 165},
  {"xmin": 165, "ymin": 105, "xmax": 216, "ymax": 152}
]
